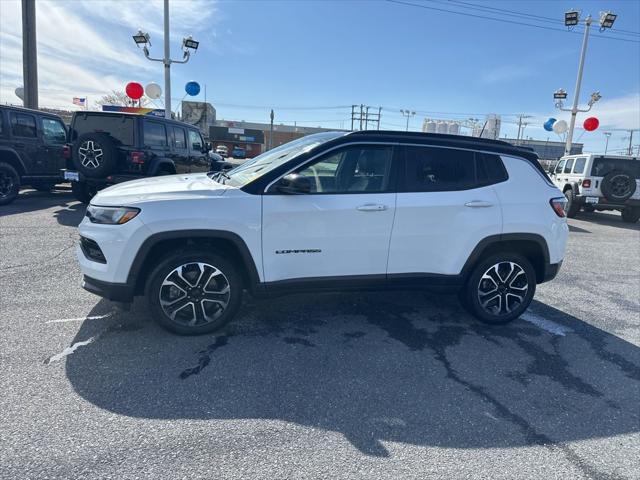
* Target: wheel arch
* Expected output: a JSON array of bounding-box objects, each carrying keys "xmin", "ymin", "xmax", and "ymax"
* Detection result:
[
  {"xmin": 462, "ymin": 234, "xmax": 550, "ymax": 284},
  {"xmin": 0, "ymin": 148, "xmax": 26, "ymax": 176},
  {"xmin": 147, "ymin": 159, "xmax": 176, "ymax": 176},
  {"xmin": 129, "ymin": 230, "xmax": 261, "ymax": 295}
]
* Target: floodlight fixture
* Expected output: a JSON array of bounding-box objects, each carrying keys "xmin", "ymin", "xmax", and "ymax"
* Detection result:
[{"xmin": 565, "ymin": 10, "xmax": 580, "ymax": 27}]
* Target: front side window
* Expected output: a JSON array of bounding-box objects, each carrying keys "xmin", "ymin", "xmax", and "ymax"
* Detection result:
[
  {"xmin": 188, "ymin": 130, "xmax": 203, "ymax": 151},
  {"xmin": 144, "ymin": 121, "xmax": 167, "ymax": 147},
  {"xmin": 172, "ymin": 127, "xmax": 186, "ymax": 149},
  {"xmin": 404, "ymin": 146, "xmax": 475, "ymax": 192},
  {"xmin": 10, "ymin": 112, "xmax": 37, "ymax": 138},
  {"xmin": 294, "ymin": 145, "xmax": 393, "ymax": 193},
  {"xmin": 555, "ymin": 159, "xmax": 566, "ymax": 174},
  {"xmin": 564, "ymin": 158, "xmax": 575, "ymax": 173},
  {"xmin": 573, "ymin": 157, "xmax": 587, "ymax": 174},
  {"xmin": 41, "ymin": 118, "xmax": 67, "ymax": 144}
]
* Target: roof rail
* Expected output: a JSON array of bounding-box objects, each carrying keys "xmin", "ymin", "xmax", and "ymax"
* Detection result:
[{"xmin": 349, "ymin": 130, "xmax": 514, "ymax": 147}]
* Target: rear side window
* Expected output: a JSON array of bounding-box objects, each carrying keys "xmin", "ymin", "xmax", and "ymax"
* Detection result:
[
  {"xmin": 592, "ymin": 157, "xmax": 640, "ymax": 177},
  {"xmin": 144, "ymin": 121, "xmax": 167, "ymax": 147},
  {"xmin": 41, "ymin": 118, "xmax": 67, "ymax": 144},
  {"xmin": 10, "ymin": 112, "xmax": 37, "ymax": 138},
  {"xmin": 72, "ymin": 114, "xmax": 134, "ymax": 145},
  {"xmin": 573, "ymin": 157, "xmax": 586, "ymax": 174},
  {"xmin": 403, "ymin": 147, "xmax": 476, "ymax": 192},
  {"xmin": 476, "ymin": 153, "xmax": 508, "ymax": 185},
  {"xmin": 564, "ymin": 158, "xmax": 575, "ymax": 173},
  {"xmin": 172, "ymin": 126, "xmax": 186, "ymax": 149}
]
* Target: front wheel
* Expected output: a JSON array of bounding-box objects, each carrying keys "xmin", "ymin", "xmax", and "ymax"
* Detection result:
[
  {"xmin": 461, "ymin": 253, "xmax": 536, "ymax": 325},
  {"xmin": 564, "ymin": 189, "xmax": 580, "ymax": 218},
  {"xmin": 146, "ymin": 250, "xmax": 243, "ymax": 335}
]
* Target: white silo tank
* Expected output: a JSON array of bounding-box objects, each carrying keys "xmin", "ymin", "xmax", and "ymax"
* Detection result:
[
  {"xmin": 448, "ymin": 122, "xmax": 460, "ymax": 135},
  {"xmin": 426, "ymin": 120, "xmax": 437, "ymax": 133},
  {"xmin": 436, "ymin": 121, "xmax": 448, "ymax": 134}
]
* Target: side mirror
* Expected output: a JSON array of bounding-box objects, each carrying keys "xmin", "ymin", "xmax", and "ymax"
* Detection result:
[{"xmin": 276, "ymin": 173, "xmax": 311, "ymax": 194}]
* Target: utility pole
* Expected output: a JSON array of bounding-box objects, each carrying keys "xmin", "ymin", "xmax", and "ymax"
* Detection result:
[
  {"xmin": 516, "ymin": 114, "xmax": 531, "ymax": 145},
  {"xmin": 21, "ymin": 0, "xmax": 38, "ymax": 109},
  {"xmin": 603, "ymin": 131, "xmax": 611, "ymax": 155},
  {"xmin": 359, "ymin": 104, "xmax": 364, "ymax": 131},
  {"xmin": 627, "ymin": 130, "xmax": 635, "ymax": 156},
  {"xmin": 350, "ymin": 105, "xmax": 356, "ymax": 131},
  {"xmin": 377, "ymin": 107, "xmax": 382, "ymax": 130},
  {"xmin": 364, "ymin": 106, "xmax": 370, "ymax": 130},
  {"xmin": 269, "ymin": 109, "xmax": 274, "ymax": 150}
]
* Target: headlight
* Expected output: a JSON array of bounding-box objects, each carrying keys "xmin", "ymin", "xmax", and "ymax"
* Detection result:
[{"xmin": 86, "ymin": 205, "xmax": 140, "ymax": 225}]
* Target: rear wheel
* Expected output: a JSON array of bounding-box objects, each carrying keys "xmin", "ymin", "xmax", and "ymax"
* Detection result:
[
  {"xmin": 71, "ymin": 181, "xmax": 97, "ymax": 204},
  {"xmin": 0, "ymin": 162, "xmax": 20, "ymax": 206},
  {"xmin": 146, "ymin": 249, "xmax": 243, "ymax": 335},
  {"xmin": 461, "ymin": 253, "xmax": 536, "ymax": 325},
  {"xmin": 564, "ymin": 188, "xmax": 580, "ymax": 218},
  {"xmin": 621, "ymin": 207, "xmax": 640, "ymax": 223}
]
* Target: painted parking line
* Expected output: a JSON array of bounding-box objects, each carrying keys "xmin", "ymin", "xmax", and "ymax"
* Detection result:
[
  {"xmin": 45, "ymin": 312, "xmax": 113, "ymax": 324},
  {"xmin": 520, "ymin": 311, "xmax": 572, "ymax": 336},
  {"xmin": 44, "ymin": 337, "xmax": 96, "ymax": 364}
]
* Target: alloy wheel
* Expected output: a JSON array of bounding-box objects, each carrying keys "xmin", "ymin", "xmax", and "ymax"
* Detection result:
[
  {"xmin": 78, "ymin": 140, "xmax": 104, "ymax": 169},
  {"xmin": 0, "ymin": 171, "xmax": 14, "ymax": 198},
  {"xmin": 477, "ymin": 261, "xmax": 528, "ymax": 316},
  {"xmin": 159, "ymin": 262, "xmax": 231, "ymax": 327}
]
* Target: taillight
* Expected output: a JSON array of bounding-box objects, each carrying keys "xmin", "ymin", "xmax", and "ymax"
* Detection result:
[
  {"xmin": 62, "ymin": 145, "xmax": 71, "ymax": 159},
  {"xmin": 131, "ymin": 151, "xmax": 145, "ymax": 164},
  {"xmin": 581, "ymin": 178, "xmax": 591, "ymax": 188},
  {"xmin": 550, "ymin": 198, "xmax": 567, "ymax": 218}
]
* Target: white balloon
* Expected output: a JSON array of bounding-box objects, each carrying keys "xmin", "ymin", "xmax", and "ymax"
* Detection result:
[
  {"xmin": 553, "ymin": 119, "xmax": 568, "ymax": 134},
  {"xmin": 145, "ymin": 82, "xmax": 162, "ymax": 99},
  {"xmin": 15, "ymin": 87, "xmax": 24, "ymax": 100}
]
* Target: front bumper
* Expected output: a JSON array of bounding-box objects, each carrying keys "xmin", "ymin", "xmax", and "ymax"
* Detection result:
[
  {"xmin": 542, "ymin": 261, "xmax": 563, "ymax": 283},
  {"xmin": 82, "ymin": 275, "xmax": 134, "ymax": 302}
]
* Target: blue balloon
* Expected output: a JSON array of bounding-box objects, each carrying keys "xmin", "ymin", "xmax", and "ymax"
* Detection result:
[
  {"xmin": 543, "ymin": 117, "xmax": 557, "ymax": 132},
  {"xmin": 185, "ymin": 81, "xmax": 200, "ymax": 96}
]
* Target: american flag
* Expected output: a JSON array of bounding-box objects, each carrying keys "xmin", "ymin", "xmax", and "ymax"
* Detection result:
[{"xmin": 72, "ymin": 97, "xmax": 86, "ymax": 106}]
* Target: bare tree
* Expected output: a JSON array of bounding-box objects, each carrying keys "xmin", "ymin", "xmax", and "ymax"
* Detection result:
[{"xmin": 94, "ymin": 90, "xmax": 150, "ymax": 108}]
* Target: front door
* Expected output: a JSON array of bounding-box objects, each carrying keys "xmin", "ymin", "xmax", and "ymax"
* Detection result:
[
  {"xmin": 188, "ymin": 130, "xmax": 209, "ymax": 172},
  {"xmin": 262, "ymin": 144, "xmax": 397, "ymax": 283}
]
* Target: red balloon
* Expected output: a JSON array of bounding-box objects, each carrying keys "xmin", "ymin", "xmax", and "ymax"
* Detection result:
[
  {"xmin": 125, "ymin": 82, "xmax": 144, "ymax": 100},
  {"xmin": 583, "ymin": 117, "xmax": 599, "ymax": 132}
]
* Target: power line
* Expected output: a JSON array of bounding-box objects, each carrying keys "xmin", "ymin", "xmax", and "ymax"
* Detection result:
[
  {"xmin": 445, "ymin": 0, "xmax": 640, "ymax": 37},
  {"xmin": 386, "ymin": 0, "xmax": 640, "ymax": 44}
]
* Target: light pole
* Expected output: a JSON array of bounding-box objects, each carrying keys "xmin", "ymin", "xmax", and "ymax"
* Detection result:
[
  {"xmin": 132, "ymin": 0, "xmax": 199, "ymax": 119},
  {"xmin": 400, "ymin": 109, "xmax": 416, "ymax": 132},
  {"xmin": 555, "ymin": 9, "xmax": 616, "ymax": 156},
  {"xmin": 603, "ymin": 132, "xmax": 611, "ymax": 155}
]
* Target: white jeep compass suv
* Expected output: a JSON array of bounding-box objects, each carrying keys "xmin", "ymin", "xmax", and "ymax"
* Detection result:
[{"xmin": 76, "ymin": 131, "xmax": 568, "ymax": 335}]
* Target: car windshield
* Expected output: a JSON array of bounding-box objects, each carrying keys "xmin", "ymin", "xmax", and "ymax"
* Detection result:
[
  {"xmin": 222, "ymin": 131, "xmax": 346, "ymax": 187},
  {"xmin": 591, "ymin": 157, "xmax": 640, "ymax": 177}
]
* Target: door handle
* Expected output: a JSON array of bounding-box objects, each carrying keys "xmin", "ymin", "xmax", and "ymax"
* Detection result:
[
  {"xmin": 464, "ymin": 200, "xmax": 493, "ymax": 208},
  {"xmin": 356, "ymin": 204, "xmax": 387, "ymax": 212}
]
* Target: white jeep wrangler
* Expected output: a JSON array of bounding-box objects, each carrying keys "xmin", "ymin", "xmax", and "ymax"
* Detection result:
[{"xmin": 549, "ymin": 154, "xmax": 640, "ymax": 222}]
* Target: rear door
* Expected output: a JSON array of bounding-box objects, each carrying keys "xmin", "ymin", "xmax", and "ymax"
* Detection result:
[
  {"xmin": 169, "ymin": 126, "xmax": 189, "ymax": 173},
  {"xmin": 387, "ymin": 146, "xmax": 503, "ymax": 278},
  {"xmin": 9, "ymin": 111, "xmax": 40, "ymax": 172},
  {"xmin": 262, "ymin": 143, "xmax": 397, "ymax": 283},
  {"xmin": 39, "ymin": 116, "xmax": 67, "ymax": 174},
  {"xmin": 142, "ymin": 119, "xmax": 171, "ymax": 172}
]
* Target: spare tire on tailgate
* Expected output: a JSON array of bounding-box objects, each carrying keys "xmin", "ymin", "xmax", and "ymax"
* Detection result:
[
  {"xmin": 73, "ymin": 133, "xmax": 117, "ymax": 178},
  {"xmin": 601, "ymin": 170, "xmax": 637, "ymax": 203}
]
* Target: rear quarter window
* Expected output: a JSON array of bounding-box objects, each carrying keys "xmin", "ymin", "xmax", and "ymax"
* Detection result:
[
  {"xmin": 143, "ymin": 120, "xmax": 167, "ymax": 147},
  {"xmin": 476, "ymin": 153, "xmax": 508, "ymax": 186},
  {"xmin": 72, "ymin": 114, "xmax": 134, "ymax": 145}
]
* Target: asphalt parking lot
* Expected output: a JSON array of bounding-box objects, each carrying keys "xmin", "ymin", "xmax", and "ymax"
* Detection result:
[{"xmin": 1, "ymin": 187, "xmax": 639, "ymax": 480}]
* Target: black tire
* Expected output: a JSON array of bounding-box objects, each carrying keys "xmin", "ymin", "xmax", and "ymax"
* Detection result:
[
  {"xmin": 564, "ymin": 188, "xmax": 580, "ymax": 218},
  {"xmin": 146, "ymin": 249, "xmax": 243, "ymax": 335},
  {"xmin": 72, "ymin": 133, "xmax": 117, "ymax": 178},
  {"xmin": 461, "ymin": 253, "xmax": 536, "ymax": 325},
  {"xmin": 601, "ymin": 170, "xmax": 637, "ymax": 203},
  {"xmin": 71, "ymin": 181, "xmax": 97, "ymax": 204},
  {"xmin": 30, "ymin": 181, "xmax": 56, "ymax": 192},
  {"xmin": 0, "ymin": 161, "xmax": 20, "ymax": 206},
  {"xmin": 621, "ymin": 207, "xmax": 640, "ymax": 223}
]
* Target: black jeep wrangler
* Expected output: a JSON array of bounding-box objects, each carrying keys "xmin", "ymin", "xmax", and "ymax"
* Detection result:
[
  {"xmin": 64, "ymin": 111, "xmax": 223, "ymax": 203},
  {"xmin": 0, "ymin": 105, "xmax": 68, "ymax": 205}
]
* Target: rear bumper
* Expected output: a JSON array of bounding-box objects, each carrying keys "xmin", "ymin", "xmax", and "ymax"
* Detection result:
[
  {"xmin": 82, "ymin": 275, "xmax": 134, "ymax": 302},
  {"xmin": 575, "ymin": 194, "xmax": 640, "ymax": 209},
  {"xmin": 542, "ymin": 261, "xmax": 563, "ymax": 283}
]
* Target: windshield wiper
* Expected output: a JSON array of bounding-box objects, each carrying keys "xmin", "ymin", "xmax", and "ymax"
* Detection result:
[{"xmin": 213, "ymin": 170, "xmax": 230, "ymax": 184}]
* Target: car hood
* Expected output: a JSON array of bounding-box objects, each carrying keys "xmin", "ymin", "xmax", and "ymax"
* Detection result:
[{"xmin": 91, "ymin": 173, "xmax": 234, "ymax": 206}]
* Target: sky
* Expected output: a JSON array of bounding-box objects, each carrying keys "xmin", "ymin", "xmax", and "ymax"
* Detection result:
[{"xmin": 0, "ymin": 0, "xmax": 639, "ymax": 154}]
